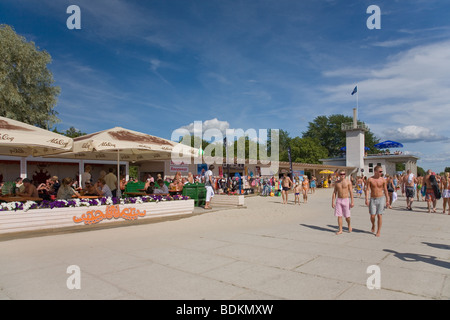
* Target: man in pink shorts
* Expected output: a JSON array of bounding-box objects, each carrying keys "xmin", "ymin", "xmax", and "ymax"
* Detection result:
[{"xmin": 332, "ymin": 170, "xmax": 354, "ymax": 235}]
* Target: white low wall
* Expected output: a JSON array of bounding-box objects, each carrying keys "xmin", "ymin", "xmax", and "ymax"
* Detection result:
[
  {"xmin": 0, "ymin": 199, "xmax": 195, "ymax": 235},
  {"xmin": 211, "ymin": 195, "xmax": 245, "ymax": 207}
]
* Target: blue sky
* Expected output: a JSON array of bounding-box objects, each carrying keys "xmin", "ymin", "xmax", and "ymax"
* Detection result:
[{"xmin": 1, "ymin": 0, "xmax": 450, "ymax": 172}]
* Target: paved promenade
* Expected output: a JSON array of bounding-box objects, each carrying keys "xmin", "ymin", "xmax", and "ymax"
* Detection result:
[{"xmin": 0, "ymin": 188, "xmax": 448, "ymax": 300}]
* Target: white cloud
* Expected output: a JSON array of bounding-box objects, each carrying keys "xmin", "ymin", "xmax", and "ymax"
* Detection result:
[
  {"xmin": 322, "ymin": 40, "xmax": 450, "ymax": 132},
  {"xmin": 179, "ymin": 118, "xmax": 230, "ymax": 135},
  {"xmin": 384, "ymin": 126, "xmax": 449, "ymax": 143}
]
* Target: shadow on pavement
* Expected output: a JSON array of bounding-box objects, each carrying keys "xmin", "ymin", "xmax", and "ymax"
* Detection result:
[
  {"xmin": 299, "ymin": 223, "xmax": 373, "ymax": 235},
  {"xmin": 422, "ymin": 242, "xmax": 450, "ymax": 250},
  {"xmin": 384, "ymin": 249, "xmax": 450, "ymax": 270}
]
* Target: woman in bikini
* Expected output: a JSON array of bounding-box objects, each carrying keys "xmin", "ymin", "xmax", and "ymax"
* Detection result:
[
  {"xmin": 302, "ymin": 176, "xmax": 309, "ymax": 203},
  {"xmin": 441, "ymin": 172, "xmax": 450, "ymax": 215}
]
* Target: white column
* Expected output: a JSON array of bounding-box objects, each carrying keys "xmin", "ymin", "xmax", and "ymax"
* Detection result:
[
  {"xmin": 78, "ymin": 160, "xmax": 84, "ymax": 186},
  {"xmin": 20, "ymin": 158, "xmax": 27, "ymax": 179}
]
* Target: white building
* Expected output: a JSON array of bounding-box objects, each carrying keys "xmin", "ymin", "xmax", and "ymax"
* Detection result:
[{"xmin": 321, "ymin": 108, "xmax": 419, "ymax": 177}]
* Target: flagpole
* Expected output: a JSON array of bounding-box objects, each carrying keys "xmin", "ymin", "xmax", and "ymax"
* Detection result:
[{"xmin": 356, "ymin": 86, "xmax": 359, "ymax": 121}]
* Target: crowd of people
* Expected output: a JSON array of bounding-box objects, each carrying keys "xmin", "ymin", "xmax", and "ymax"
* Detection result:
[
  {"xmin": 348, "ymin": 169, "xmax": 450, "ymax": 214},
  {"xmin": 259, "ymin": 173, "xmax": 318, "ymax": 205},
  {"xmin": 332, "ymin": 166, "xmax": 450, "ymax": 238}
]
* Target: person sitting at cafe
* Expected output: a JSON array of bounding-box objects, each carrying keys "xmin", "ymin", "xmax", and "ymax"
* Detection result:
[
  {"xmin": 37, "ymin": 178, "xmax": 53, "ymax": 200},
  {"xmin": 57, "ymin": 177, "xmax": 80, "ymax": 200},
  {"xmin": 145, "ymin": 181, "xmax": 155, "ymax": 194},
  {"xmin": 83, "ymin": 179, "xmax": 99, "ymax": 196},
  {"xmin": 119, "ymin": 176, "xmax": 127, "ymax": 194},
  {"xmin": 95, "ymin": 178, "xmax": 113, "ymax": 198},
  {"xmin": 187, "ymin": 172, "xmax": 194, "ymax": 184},
  {"xmin": 154, "ymin": 179, "xmax": 169, "ymax": 194},
  {"xmin": 15, "ymin": 177, "xmax": 25, "ymax": 194},
  {"xmin": 169, "ymin": 172, "xmax": 183, "ymax": 192},
  {"xmin": 17, "ymin": 178, "xmax": 39, "ymax": 198}
]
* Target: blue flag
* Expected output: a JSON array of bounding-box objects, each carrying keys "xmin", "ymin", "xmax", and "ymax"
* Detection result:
[{"xmin": 351, "ymin": 86, "xmax": 357, "ymax": 95}]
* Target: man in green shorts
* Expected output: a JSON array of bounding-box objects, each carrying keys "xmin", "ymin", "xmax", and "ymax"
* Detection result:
[{"xmin": 365, "ymin": 165, "xmax": 390, "ymax": 237}]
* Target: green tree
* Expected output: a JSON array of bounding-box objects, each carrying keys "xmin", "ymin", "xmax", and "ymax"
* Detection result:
[
  {"xmin": 279, "ymin": 136, "xmax": 328, "ymax": 164},
  {"xmin": 53, "ymin": 126, "xmax": 86, "ymax": 138},
  {"xmin": 302, "ymin": 114, "xmax": 380, "ymax": 157},
  {"xmin": 290, "ymin": 137, "xmax": 328, "ymax": 164},
  {"xmin": 0, "ymin": 24, "xmax": 60, "ymax": 128},
  {"xmin": 417, "ymin": 166, "xmax": 426, "ymax": 177}
]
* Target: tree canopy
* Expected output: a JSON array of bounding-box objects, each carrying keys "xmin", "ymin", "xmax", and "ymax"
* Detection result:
[
  {"xmin": 277, "ymin": 130, "xmax": 328, "ymax": 164},
  {"xmin": 0, "ymin": 24, "xmax": 60, "ymax": 129},
  {"xmin": 302, "ymin": 114, "xmax": 380, "ymax": 158},
  {"xmin": 53, "ymin": 126, "xmax": 86, "ymax": 138}
]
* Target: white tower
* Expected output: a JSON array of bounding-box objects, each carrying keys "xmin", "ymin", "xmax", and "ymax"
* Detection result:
[{"xmin": 342, "ymin": 108, "xmax": 367, "ymax": 173}]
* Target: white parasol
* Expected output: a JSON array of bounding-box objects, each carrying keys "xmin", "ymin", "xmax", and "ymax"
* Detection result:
[
  {"xmin": 48, "ymin": 127, "xmax": 198, "ymax": 195},
  {"xmin": 0, "ymin": 116, "xmax": 73, "ymax": 157}
]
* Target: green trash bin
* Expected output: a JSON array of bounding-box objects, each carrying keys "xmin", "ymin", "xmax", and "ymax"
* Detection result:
[
  {"xmin": 197, "ymin": 184, "xmax": 206, "ymax": 207},
  {"xmin": 182, "ymin": 183, "xmax": 206, "ymax": 207}
]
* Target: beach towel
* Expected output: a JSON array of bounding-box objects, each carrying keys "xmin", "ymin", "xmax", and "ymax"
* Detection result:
[
  {"xmin": 392, "ymin": 191, "xmax": 397, "ymax": 204},
  {"xmin": 430, "ymin": 175, "xmax": 441, "ymax": 200}
]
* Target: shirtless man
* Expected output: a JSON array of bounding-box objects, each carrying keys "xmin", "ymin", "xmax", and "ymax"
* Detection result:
[
  {"xmin": 17, "ymin": 178, "xmax": 39, "ymax": 198},
  {"xmin": 403, "ymin": 169, "xmax": 416, "ymax": 210},
  {"xmin": 281, "ymin": 173, "xmax": 293, "ymax": 204},
  {"xmin": 365, "ymin": 165, "xmax": 390, "ymax": 237},
  {"xmin": 332, "ymin": 170, "xmax": 354, "ymax": 235},
  {"xmin": 424, "ymin": 169, "xmax": 437, "ymax": 213}
]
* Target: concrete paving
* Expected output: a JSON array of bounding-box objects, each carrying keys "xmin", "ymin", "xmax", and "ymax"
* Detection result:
[{"xmin": 0, "ymin": 188, "xmax": 448, "ymax": 300}]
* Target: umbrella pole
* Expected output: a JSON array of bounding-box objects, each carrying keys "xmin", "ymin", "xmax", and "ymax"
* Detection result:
[{"xmin": 117, "ymin": 150, "xmax": 121, "ymax": 198}]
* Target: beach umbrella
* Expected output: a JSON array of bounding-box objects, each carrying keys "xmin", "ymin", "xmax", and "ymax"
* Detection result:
[
  {"xmin": 47, "ymin": 127, "xmax": 199, "ymax": 194},
  {"xmin": 0, "ymin": 116, "xmax": 73, "ymax": 157},
  {"xmin": 374, "ymin": 140, "xmax": 404, "ymax": 149},
  {"xmin": 53, "ymin": 127, "xmax": 198, "ymax": 161}
]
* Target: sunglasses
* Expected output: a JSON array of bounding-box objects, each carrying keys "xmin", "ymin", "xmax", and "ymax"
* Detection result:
[{"xmin": 340, "ymin": 173, "xmax": 346, "ymax": 176}]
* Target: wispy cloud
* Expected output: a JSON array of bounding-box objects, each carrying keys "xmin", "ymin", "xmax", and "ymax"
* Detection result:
[
  {"xmin": 384, "ymin": 126, "xmax": 449, "ymax": 143},
  {"xmin": 322, "ymin": 40, "xmax": 450, "ymax": 135}
]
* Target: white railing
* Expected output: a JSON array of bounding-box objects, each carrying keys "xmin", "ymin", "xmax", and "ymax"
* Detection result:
[{"xmin": 341, "ymin": 122, "xmax": 369, "ymax": 131}]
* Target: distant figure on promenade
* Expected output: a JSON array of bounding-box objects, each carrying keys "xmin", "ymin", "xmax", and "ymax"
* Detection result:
[
  {"xmin": 204, "ymin": 165, "xmax": 214, "ymax": 209},
  {"xmin": 332, "ymin": 170, "xmax": 354, "ymax": 235},
  {"xmin": 424, "ymin": 169, "xmax": 438, "ymax": 213},
  {"xmin": 441, "ymin": 172, "xmax": 450, "ymax": 215},
  {"xmin": 355, "ymin": 176, "xmax": 363, "ymax": 198},
  {"xmin": 281, "ymin": 173, "xmax": 293, "ymax": 205},
  {"xmin": 302, "ymin": 176, "xmax": 309, "ymax": 203},
  {"xmin": 310, "ymin": 176, "xmax": 316, "ymax": 194},
  {"xmin": 365, "ymin": 165, "xmax": 390, "ymax": 237},
  {"xmin": 403, "ymin": 169, "xmax": 416, "ymax": 211},
  {"xmin": 294, "ymin": 183, "xmax": 301, "ymax": 205}
]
